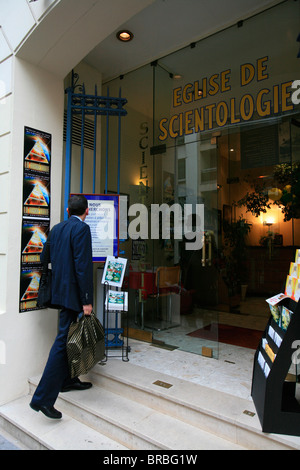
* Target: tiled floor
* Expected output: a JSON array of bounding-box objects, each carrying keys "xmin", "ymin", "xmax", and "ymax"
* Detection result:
[
  {"xmin": 126, "ymin": 297, "xmax": 296, "ymax": 401},
  {"xmin": 150, "ymin": 305, "xmax": 269, "ymax": 356},
  {"xmin": 128, "ymin": 337, "xmax": 256, "ymax": 400}
]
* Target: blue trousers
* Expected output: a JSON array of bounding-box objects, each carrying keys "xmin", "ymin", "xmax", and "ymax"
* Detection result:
[{"xmin": 31, "ymin": 308, "xmax": 79, "ymax": 407}]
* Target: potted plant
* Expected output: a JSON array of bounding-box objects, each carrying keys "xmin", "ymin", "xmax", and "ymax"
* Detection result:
[
  {"xmin": 222, "ymin": 216, "xmax": 251, "ymax": 301},
  {"xmin": 237, "ymin": 163, "xmax": 300, "ymax": 221},
  {"xmin": 237, "ymin": 191, "xmax": 271, "ymax": 217},
  {"xmin": 272, "ymin": 163, "xmax": 300, "ymax": 221}
]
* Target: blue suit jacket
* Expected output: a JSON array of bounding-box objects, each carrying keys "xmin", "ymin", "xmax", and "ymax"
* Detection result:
[{"xmin": 42, "ymin": 216, "xmax": 93, "ymax": 312}]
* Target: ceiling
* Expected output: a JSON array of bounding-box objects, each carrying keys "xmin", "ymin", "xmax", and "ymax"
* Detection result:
[{"xmin": 84, "ymin": 0, "xmax": 284, "ymax": 83}]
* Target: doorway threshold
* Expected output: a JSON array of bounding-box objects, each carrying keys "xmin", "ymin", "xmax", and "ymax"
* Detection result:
[{"xmin": 151, "ymin": 339, "xmax": 178, "ymax": 351}]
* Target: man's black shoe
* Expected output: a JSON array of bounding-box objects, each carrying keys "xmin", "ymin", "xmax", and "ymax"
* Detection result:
[
  {"xmin": 30, "ymin": 402, "xmax": 62, "ymax": 419},
  {"xmin": 61, "ymin": 380, "xmax": 92, "ymax": 392}
]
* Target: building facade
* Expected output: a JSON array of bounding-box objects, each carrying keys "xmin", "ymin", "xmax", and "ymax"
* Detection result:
[{"xmin": 0, "ymin": 0, "xmax": 299, "ymax": 405}]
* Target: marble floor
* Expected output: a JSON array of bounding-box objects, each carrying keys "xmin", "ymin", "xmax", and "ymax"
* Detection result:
[
  {"xmin": 125, "ymin": 297, "xmax": 297, "ymax": 402},
  {"xmin": 149, "ymin": 298, "xmax": 270, "ymax": 358},
  {"xmin": 127, "ymin": 338, "xmax": 256, "ymax": 401}
]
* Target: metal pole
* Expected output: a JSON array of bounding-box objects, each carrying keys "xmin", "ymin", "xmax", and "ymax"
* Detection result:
[
  {"xmin": 80, "ymin": 84, "xmax": 85, "ymax": 193},
  {"xmin": 105, "ymin": 88, "xmax": 109, "ymax": 194},
  {"xmin": 93, "ymin": 85, "xmax": 97, "ymax": 193},
  {"xmin": 117, "ymin": 88, "xmax": 122, "ymax": 194},
  {"xmin": 64, "ymin": 86, "xmax": 73, "ymax": 220}
]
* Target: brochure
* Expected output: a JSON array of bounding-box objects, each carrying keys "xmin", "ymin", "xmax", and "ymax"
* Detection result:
[
  {"xmin": 265, "ymin": 342, "xmax": 276, "ymax": 362},
  {"xmin": 268, "ymin": 325, "xmax": 282, "ymax": 347},
  {"xmin": 268, "ymin": 304, "xmax": 281, "ymax": 324},
  {"xmin": 102, "ymin": 255, "xmax": 127, "ymax": 288},
  {"xmin": 257, "ymin": 351, "xmax": 270, "ymax": 377},
  {"xmin": 281, "ymin": 306, "xmax": 293, "ymax": 331},
  {"xmin": 289, "ymin": 262, "xmax": 300, "ymax": 278},
  {"xmin": 105, "ymin": 290, "xmax": 128, "ymax": 311},
  {"xmin": 285, "ymin": 275, "xmax": 296, "ymax": 297},
  {"xmin": 265, "ymin": 292, "xmax": 294, "ymax": 330},
  {"xmin": 265, "ymin": 293, "xmax": 289, "ymax": 306},
  {"xmin": 292, "ymin": 278, "xmax": 300, "ymax": 302}
]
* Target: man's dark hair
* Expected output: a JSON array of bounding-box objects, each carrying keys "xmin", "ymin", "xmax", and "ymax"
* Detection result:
[{"xmin": 68, "ymin": 195, "xmax": 88, "ymax": 216}]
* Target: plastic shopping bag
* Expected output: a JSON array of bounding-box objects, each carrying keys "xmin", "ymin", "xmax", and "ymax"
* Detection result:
[{"xmin": 67, "ymin": 312, "xmax": 105, "ymax": 378}]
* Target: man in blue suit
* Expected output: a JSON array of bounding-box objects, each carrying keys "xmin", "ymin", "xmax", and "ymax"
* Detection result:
[{"xmin": 30, "ymin": 195, "xmax": 94, "ymax": 419}]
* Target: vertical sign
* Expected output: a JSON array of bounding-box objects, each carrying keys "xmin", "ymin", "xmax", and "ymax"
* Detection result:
[{"xmin": 19, "ymin": 127, "xmax": 51, "ymax": 312}]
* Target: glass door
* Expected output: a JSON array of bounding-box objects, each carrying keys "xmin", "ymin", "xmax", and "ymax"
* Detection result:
[
  {"xmin": 219, "ymin": 116, "xmax": 300, "ymax": 333},
  {"xmin": 146, "ymin": 133, "xmax": 220, "ymax": 358}
]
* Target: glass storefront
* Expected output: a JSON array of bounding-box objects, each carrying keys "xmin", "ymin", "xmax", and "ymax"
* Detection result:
[{"xmin": 101, "ymin": 1, "xmax": 300, "ymax": 358}]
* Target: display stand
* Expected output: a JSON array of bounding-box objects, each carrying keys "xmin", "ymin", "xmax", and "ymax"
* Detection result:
[
  {"xmin": 251, "ymin": 296, "xmax": 300, "ymax": 436},
  {"xmin": 102, "ymin": 281, "xmax": 129, "ymax": 362}
]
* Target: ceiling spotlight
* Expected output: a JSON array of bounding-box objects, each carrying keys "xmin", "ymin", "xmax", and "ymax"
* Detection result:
[{"xmin": 116, "ymin": 30, "xmax": 134, "ymax": 42}]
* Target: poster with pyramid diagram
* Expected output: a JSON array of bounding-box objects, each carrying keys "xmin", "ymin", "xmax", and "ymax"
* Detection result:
[
  {"xmin": 23, "ymin": 175, "xmax": 50, "ymax": 218},
  {"xmin": 19, "ymin": 268, "xmax": 43, "ymax": 312},
  {"xmin": 24, "ymin": 126, "xmax": 51, "ymax": 174},
  {"xmin": 20, "ymin": 127, "xmax": 52, "ymax": 312},
  {"xmin": 25, "ymin": 139, "xmax": 50, "ymax": 163},
  {"xmin": 24, "ymin": 180, "xmax": 49, "ymax": 206},
  {"xmin": 21, "ymin": 221, "xmax": 49, "ymax": 264},
  {"xmin": 23, "ymin": 229, "xmax": 44, "ymax": 252}
]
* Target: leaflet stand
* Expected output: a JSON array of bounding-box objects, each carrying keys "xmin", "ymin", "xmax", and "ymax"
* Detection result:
[
  {"xmin": 102, "ymin": 281, "xmax": 129, "ymax": 362},
  {"xmin": 251, "ymin": 297, "xmax": 300, "ymax": 436}
]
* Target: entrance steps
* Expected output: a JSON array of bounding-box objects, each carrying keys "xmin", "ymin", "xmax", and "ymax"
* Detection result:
[{"xmin": 0, "ymin": 360, "xmax": 300, "ymax": 450}]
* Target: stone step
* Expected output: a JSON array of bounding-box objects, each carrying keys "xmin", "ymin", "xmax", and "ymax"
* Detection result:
[
  {"xmin": 27, "ymin": 376, "xmax": 245, "ymax": 450},
  {"xmin": 84, "ymin": 360, "xmax": 300, "ymax": 451},
  {"xmin": 0, "ymin": 395, "xmax": 129, "ymax": 451},
  {"xmin": 1, "ymin": 359, "xmax": 299, "ymax": 450},
  {"xmin": 0, "ymin": 426, "xmax": 29, "ymax": 450}
]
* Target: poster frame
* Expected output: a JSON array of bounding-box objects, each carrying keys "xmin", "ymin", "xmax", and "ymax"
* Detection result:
[{"xmin": 72, "ymin": 193, "xmax": 120, "ymax": 262}]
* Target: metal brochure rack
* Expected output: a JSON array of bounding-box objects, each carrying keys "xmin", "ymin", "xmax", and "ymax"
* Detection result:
[
  {"xmin": 102, "ymin": 281, "xmax": 129, "ymax": 362},
  {"xmin": 251, "ymin": 297, "xmax": 300, "ymax": 436}
]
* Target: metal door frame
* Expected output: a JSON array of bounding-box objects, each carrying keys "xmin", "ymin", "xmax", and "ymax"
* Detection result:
[{"xmin": 64, "ymin": 71, "xmax": 127, "ymax": 219}]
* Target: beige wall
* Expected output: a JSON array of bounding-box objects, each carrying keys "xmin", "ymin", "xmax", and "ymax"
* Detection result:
[
  {"xmin": 0, "ymin": 57, "xmax": 64, "ymax": 404},
  {"xmin": 0, "ymin": 0, "xmax": 154, "ymax": 405}
]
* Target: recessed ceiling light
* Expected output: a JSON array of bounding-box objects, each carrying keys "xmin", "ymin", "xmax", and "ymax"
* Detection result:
[{"xmin": 116, "ymin": 30, "xmax": 134, "ymax": 42}]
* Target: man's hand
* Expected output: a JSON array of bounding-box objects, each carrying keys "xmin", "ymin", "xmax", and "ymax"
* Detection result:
[{"xmin": 83, "ymin": 304, "xmax": 93, "ymax": 316}]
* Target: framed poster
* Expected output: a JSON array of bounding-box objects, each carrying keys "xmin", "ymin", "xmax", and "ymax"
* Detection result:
[{"xmin": 79, "ymin": 194, "xmax": 119, "ymax": 262}]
